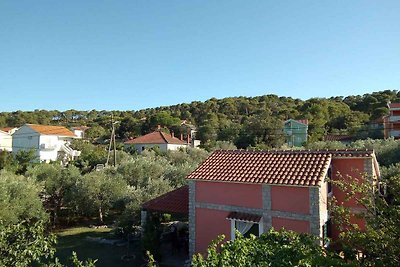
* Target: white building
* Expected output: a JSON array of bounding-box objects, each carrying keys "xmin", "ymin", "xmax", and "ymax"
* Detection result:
[
  {"xmin": 0, "ymin": 129, "xmax": 12, "ymax": 152},
  {"xmin": 71, "ymin": 126, "xmax": 91, "ymax": 139},
  {"xmin": 124, "ymin": 129, "xmax": 188, "ymax": 154},
  {"xmin": 12, "ymin": 124, "xmax": 81, "ymax": 163}
]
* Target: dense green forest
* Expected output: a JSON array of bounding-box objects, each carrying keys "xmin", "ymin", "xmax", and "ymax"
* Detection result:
[{"xmin": 1, "ymin": 90, "xmax": 398, "ymax": 148}]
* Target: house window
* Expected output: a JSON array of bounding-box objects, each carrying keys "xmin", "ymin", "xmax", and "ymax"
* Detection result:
[
  {"xmin": 227, "ymin": 212, "xmax": 263, "ymax": 240},
  {"xmin": 142, "ymin": 146, "xmax": 145, "ymax": 152}
]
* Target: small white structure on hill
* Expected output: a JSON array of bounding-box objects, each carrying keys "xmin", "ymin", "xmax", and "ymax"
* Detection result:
[
  {"xmin": 0, "ymin": 129, "xmax": 12, "ymax": 152},
  {"xmin": 12, "ymin": 124, "xmax": 81, "ymax": 163},
  {"xmin": 124, "ymin": 129, "xmax": 188, "ymax": 154},
  {"xmin": 71, "ymin": 126, "xmax": 91, "ymax": 139}
]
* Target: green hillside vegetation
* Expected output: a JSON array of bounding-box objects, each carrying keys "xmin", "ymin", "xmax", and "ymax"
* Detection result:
[{"xmin": 1, "ymin": 90, "xmax": 398, "ymax": 149}]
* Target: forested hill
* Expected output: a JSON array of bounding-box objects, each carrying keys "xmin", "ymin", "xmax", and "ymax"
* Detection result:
[{"xmin": 1, "ymin": 90, "xmax": 399, "ymax": 148}]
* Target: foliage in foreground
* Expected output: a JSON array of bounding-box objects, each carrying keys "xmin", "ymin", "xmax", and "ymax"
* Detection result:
[
  {"xmin": 330, "ymin": 163, "xmax": 400, "ymax": 266},
  {"xmin": 0, "ymin": 220, "xmax": 96, "ymax": 267},
  {"xmin": 192, "ymin": 229, "xmax": 355, "ymax": 267}
]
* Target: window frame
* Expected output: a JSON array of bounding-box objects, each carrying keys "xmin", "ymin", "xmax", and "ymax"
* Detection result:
[{"xmin": 229, "ymin": 218, "xmax": 264, "ymax": 240}]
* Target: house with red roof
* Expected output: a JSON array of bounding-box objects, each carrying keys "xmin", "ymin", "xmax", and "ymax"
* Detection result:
[
  {"xmin": 384, "ymin": 102, "xmax": 400, "ymax": 139},
  {"xmin": 183, "ymin": 149, "xmax": 380, "ymax": 255},
  {"xmin": 12, "ymin": 124, "xmax": 81, "ymax": 163},
  {"xmin": 124, "ymin": 128, "xmax": 188, "ymax": 154},
  {"xmin": 141, "ymin": 149, "xmax": 380, "ymax": 256}
]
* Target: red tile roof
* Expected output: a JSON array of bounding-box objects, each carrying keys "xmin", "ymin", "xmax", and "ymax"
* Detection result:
[
  {"xmin": 186, "ymin": 149, "xmax": 376, "ymax": 186},
  {"xmin": 27, "ymin": 124, "xmax": 76, "ymax": 137},
  {"xmin": 0, "ymin": 127, "xmax": 15, "ymax": 133},
  {"xmin": 142, "ymin": 186, "xmax": 188, "ymax": 214},
  {"xmin": 227, "ymin": 212, "xmax": 262, "ymax": 223},
  {"xmin": 124, "ymin": 130, "xmax": 187, "ymax": 145}
]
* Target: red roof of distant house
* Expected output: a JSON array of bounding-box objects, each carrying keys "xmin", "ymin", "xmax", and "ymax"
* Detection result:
[
  {"xmin": 124, "ymin": 130, "xmax": 187, "ymax": 145},
  {"xmin": 324, "ymin": 135, "xmax": 353, "ymax": 142},
  {"xmin": 26, "ymin": 124, "xmax": 76, "ymax": 137},
  {"xmin": 388, "ymin": 103, "xmax": 400, "ymax": 109},
  {"xmin": 142, "ymin": 185, "xmax": 188, "ymax": 214},
  {"xmin": 186, "ymin": 149, "xmax": 376, "ymax": 186},
  {"xmin": 0, "ymin": 127, "xmax": 15, "ymax": 133}
]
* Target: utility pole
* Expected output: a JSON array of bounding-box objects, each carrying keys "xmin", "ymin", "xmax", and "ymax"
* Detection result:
[{"xmin": 106, "ymin": 114, "xmax": 119, "ymax": 167}]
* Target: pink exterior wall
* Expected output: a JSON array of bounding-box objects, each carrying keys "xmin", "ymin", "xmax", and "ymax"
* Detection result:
[
  {"xmin": 331, "ymin": 158, "xmax": 368, "ymax": 240},
  {"xmin": 272, "ymin": 217, "xmax": 310, "ymax": 233},
  {"xmin": 331, "ymin": 158, "xmax": 365, "ymax": 208},
  {"xmin": 196, "ymin": 181, "xmax": 263, "ymax": 209},
  {"xmin": 195, "ymin": 208, "xmax": 230, "ymax": 254},
  {"xmin": 271, "ymin": 186, "xmax": 310, "ymax": 214}
]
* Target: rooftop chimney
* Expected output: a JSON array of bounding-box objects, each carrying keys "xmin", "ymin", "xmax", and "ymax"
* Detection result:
[
  {"xmin": 180, "ymin": 133, "xmax": 183, "ymax": 141},
  {"xmin": 171, "ymin": 131, "xmax": 174, "ymax": 138},
  {"xmin": 157, "ymin": 125, "xmax": 161, "ymax": 131}
]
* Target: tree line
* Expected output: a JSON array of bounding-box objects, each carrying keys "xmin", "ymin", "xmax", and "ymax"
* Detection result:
[{"xmin": 1, "ymin": 90, "xmax": 399, "ymax": 149}]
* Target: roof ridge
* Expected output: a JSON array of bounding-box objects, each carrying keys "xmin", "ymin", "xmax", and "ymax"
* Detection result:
[
  {"xmin": 159, "ymin": 131, "xmax": 170, "ymax": 144},
  {"xmin": 214, "ymin": 149, "xmax": 373, "ymax": 154}
]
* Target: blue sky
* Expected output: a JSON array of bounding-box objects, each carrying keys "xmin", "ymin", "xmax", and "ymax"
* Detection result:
[{"xmin": 1, "ymin": 0, "xmax": 399, "ymax": 111}]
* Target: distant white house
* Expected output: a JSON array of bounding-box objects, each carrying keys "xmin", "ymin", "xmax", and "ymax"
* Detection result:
[
  {"xmin": 71, "ymin": 126, "xmax": 91, "ymax": 139},
  {"xmin": 12, "ymin": 124, "xmax": 81, "ymax": 163},
  {"xmin": 0, "ymin": 129, "xmax": 12, "ymax": 152},
  {"xmin": 124, "ymin": 129, "xmax": 188, "ymax": 154}
]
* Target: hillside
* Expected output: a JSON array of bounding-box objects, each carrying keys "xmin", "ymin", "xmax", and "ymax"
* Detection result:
[{"xmin": 1, "ymin": 90, "xmax": 399, "ymax": 148}]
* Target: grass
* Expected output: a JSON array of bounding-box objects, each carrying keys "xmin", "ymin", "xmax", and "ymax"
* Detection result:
[{"xmin": 55, "ymin": 227, "xmax": 145, "ymax": 267}]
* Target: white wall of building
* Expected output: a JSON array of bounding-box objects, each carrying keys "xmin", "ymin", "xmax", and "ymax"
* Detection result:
[
  {"xmin": 12, "ymin": 126, "xmax": 41, "ymax": 159},
  {"xmin": 130, "ymin": 143, "xmax": 187, "ymax": 154},
  {"xmin": 0, "ymin": 131, "xmax": 12, "ymax": 151},
  {"xmin": 39, "ymin": 135, "xmax": 62, "ymax": 162},
  {"xmin": 73, "ymin": 129, "xmax": 84, "ymax": 139}
]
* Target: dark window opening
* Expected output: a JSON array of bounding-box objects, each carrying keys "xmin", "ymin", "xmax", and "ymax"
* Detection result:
[
  {"xmin": 322, "ymin": 219, "xmax": 332, "ymax": 246},
  {"xmin": 327, "ymin": 167, "xmax": 332, "ymax": 194}
]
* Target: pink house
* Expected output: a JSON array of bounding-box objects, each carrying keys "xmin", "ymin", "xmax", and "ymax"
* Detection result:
[{"xmin": 185, "ymin": 149, "xmax": 380, "ymax": 255}]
